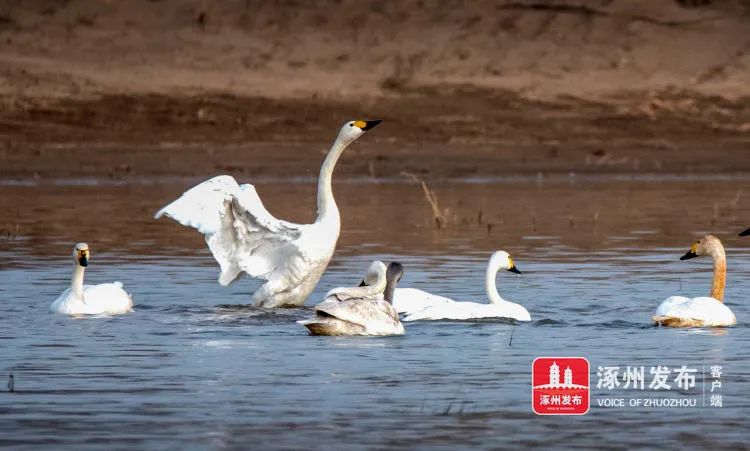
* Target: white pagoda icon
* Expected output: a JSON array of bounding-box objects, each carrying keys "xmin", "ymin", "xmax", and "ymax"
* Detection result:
[{"xmin": 534, "ymin": 361, "xmax": 588, "ymax": 389}]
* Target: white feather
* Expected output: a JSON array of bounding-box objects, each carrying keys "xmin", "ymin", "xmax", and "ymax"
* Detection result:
[
  {"xmin": 403, "ymin": 299, "xmax": 530, "ymax": 322},
  {"xmin": 51, "ymin": 244, "xmax": 133, "ymax": 316},
  {"xmin": 309, "ymin": 297, "xmax": 404, "ymax": 336},
  {"xmin": 653, "ymin": 296, "xmax": 736, "ymax": 327},
  {"xmin": 653, "ymin": 235, "xmax": 737, "ymax": 327},
  {"xmin": 299, "ymin": 261, "xmax": 404, "ymax": 336},
  {"xmin": 155, "ymin": 121, "xmax": 379, "ymax": 307},
  {"xmin": 392, "ymin": 287, "xmax": 454, "ymax": 316},
  {"xmin": 51, "ymin": 282, "xmax": 133, "ymax": 315},
  {"xmin": 395, "ymin": 251, "xmax": 531, "ymax": 322}
]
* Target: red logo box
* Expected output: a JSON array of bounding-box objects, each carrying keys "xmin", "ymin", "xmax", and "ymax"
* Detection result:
[{"xmin": 532, "ymin": 357, "xmax": 590, "ymax": 415}]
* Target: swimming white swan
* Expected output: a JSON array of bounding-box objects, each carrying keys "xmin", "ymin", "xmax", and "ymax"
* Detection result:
[
  {"xmin": 155, "ymin": 120, "xmax": 381, "ymax": 308},
  {"xmin": 653, "ymin": 235, "xmax": 736, "ymax": 327},
  {"xmin": 398, "ymin": 251, "xmax": 531, "ymax": 322},
  {"xmin": 300, "ymin": 261, "xmax": 405, "ymax": 336},
  {"xmin": 50, "ymin": 243, "xmax": 133, "ymax": 315}
]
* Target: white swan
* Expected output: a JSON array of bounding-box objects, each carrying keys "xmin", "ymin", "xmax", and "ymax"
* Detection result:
[
  {"xmin": 300, "ymin": 261, "xmax": 405, "ymax": 336},
  {"xmin": 155, "ymin": 120, "xmax": 381, "ymax": 308},
  {"xmin": 398, "ymin": 251, "xmax": 531, "ymax": 322},
  {"xmin": 50, "ymin": 243, "xmax": 133, "ymax": 315},
  {"xmin": 653, "ymin": 235, "xmax": 736, "ymax": 327}
]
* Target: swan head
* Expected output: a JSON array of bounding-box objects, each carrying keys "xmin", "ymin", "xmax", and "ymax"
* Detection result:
[
  {"xmin": 336, "ymin": 120, "xmax": 382, "ymax": 147},
  {"xmin": 357, "ymin": 260, "xmax": 387, "ymax": 286},
  {"xmin": 489, "ymin": 250, "xmax": 521, "ymax": 274},
  {"xmin": 681, "ymin": 234, "xmax": 724, "ymax": 260},
  {"xmin": 365, "ymin": 260, "xmax": 387, "ymax": 285},
  {"xmin": 384, "ymin": 262, "xmax": 404, "ymax": 304},
  {"xmin": 741, "ymin": 228, "xmax": 750, "ymax": 237},
  {"xmin": 386, "ymin": 262, "xmax": 404, "ymax": 284},
  {"xmin": 73, "ymin": 243, "xmax": 90, "ymax": 267},
  {"xmin": 325, "ymin": 260, "xmax": 387, "ymax": 300}
]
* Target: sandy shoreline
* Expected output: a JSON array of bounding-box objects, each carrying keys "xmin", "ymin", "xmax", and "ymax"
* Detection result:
[
  {"xmin": 2, "ymin": 87, "xmax": 750, "ymax": 181},
  {"xmin": 2, "ymin": 1, "xmax": 750, "ymax": 180}
]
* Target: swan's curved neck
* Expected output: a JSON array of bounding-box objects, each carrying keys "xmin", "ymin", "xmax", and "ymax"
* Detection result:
[
  {"xmin": 384, "ymin": 280, "xmax": 396, "ymax": 304},
  {"xmin": 710, "ymin": 249, "xmax": 726, "ymax": 302},
  {"xmin": 316, "ymin": 138, "xmax": 347, "ymax": 224},
  {"xmin": 71, "ymin": 264, "xmax": 85, "ymax": 300},
  {"xmin": 485, "ymin": 265, "xmax": 505, "ymax": 305},
  {"xmin": 330, "ymin": 275, "xmax": 385, "ymax": 299}
]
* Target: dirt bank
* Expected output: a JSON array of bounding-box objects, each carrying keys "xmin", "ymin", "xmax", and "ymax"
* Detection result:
[
  {"xmin": 3, "ymin": 87, "xmax": 750, "ymax": 180},
  {"xmin": 1, "ymin": 1, "xmax": 750, "ymax": 180},
  {"xmin": 4, "ymin": 0, "xmax": 750, "ymax": 100}
]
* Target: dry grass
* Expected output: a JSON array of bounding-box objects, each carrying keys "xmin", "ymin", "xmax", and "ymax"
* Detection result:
[
  {"xmin": 401, "ymin": 172, "xmax": 451, "ymax": 229},
  {"xmin": 1, "ymin": 222, "xmax": 20, "ymax": 240}
]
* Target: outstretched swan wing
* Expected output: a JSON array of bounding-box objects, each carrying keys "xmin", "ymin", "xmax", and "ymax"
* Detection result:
[{"xmin": 155, "ymin": 175, "xmax": 304, "ymax": 285}]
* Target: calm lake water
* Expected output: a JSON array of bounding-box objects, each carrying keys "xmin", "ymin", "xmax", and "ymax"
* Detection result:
[{"xmin": 1, "ymin": 177, "xmax": 749, "ymax": 449}]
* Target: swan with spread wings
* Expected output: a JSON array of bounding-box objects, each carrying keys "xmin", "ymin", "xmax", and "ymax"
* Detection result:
[{"xmin": 155, "ymin": 120, "xmax": 381, "ymax": 308}]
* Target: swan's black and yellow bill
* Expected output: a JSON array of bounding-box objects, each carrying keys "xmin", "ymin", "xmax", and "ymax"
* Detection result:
[
  {"xmin": 77, "ymin": 250, "xmax": 89, "ymax": 267},
  {"xmin": 354, "ymin": 120, "xmax": 382, "ymax": 131},
  {"xmin": 740, "ymin": 228, "xmax": 750, "ymax": 237},
  {"xmin": 507, "ymin": 257, "xmax": 521, "ymax": 274},
  {"xmin": 680, "ymin": 242, "xmax": 699, "ymax": 261}
]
